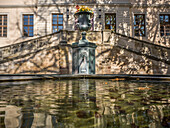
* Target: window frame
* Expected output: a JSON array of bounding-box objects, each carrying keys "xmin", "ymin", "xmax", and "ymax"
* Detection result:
[
  {"xmin": 134, "ymin": 14, "xmax": 146, "ymax": 37},
  {"xmin": 159, "ymin": 14, "xmax": 170, "ymax": 37},
  {"xmin": 0, "ymin": 14, "xmax": 8, "ymax": 37},
  {"xmin": 52, "ymin": 13, "xmax": 63, "ymax": 33},
  {"xmin": 22, "ymin": 14, "xmax": 34, "ymax": 37},
  {"xmin": 105, "ymin": 13, "xmax": 116, "ymax": 32}
]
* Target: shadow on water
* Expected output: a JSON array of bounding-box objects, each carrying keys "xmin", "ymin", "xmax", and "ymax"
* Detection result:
[{"xmin": 0, "ymin": 79, "xmax": 169, "ymax": 128}]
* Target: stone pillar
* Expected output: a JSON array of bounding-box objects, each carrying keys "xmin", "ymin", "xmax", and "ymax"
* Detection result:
[{"xmin": 72, "ymin": 42, "xmax": 97, "ymax": 74}]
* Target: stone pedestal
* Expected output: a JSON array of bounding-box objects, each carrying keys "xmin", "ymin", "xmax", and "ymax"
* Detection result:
[{"xmin": 72, "ymin": 41, "xmax": 97, "ymax": 74}]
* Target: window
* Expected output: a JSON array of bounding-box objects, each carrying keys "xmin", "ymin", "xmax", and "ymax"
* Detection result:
[
  {"xmin": 160, "ymin": 14, "xmax": 170, "ymax": 36},
  {"xmin": 23, "ymin": 14, "xmax": 34, "ymax": 37},
  {"xmin": 52, "ymin": 14, "xmax": 63, "ymax": 32},
  {"xmin": 105, "ymin": 14, "xmax": 116, "ymax": 32},
  {"xmin": 0, "ymin": 15, "xmax": 7, "ymax": 37},
  {"xmin": 134, "ymin": 14, "xmax": 145, "ymax": 36}
]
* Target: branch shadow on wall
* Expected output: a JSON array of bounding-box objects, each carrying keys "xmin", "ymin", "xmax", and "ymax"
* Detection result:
[
  {"xmin": 94, "ymin": 1, "xmax": 170, "ymax": 74},
  {"xmin": 0, "ymin": 31, "xmax": 72, "ymax": 74},
  {"xmin": 0, "ymin": 0, "xmax": 76, "ymax": 74},
  {"xmin": 95, "ymin": 31, "xmax": 170, "ymax": 74}
]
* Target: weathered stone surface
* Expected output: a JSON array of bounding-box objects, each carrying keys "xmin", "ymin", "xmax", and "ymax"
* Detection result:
[
  {"xmin": 0, "ymin": 30, "xmax": 169, "ymax": 75},
  {"xmin": 1, "ymin": 0, "xmax": 169, "ymax": 47}
]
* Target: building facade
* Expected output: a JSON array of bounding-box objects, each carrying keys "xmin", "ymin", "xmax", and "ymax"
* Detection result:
[
  {"xmin": 0, "ymin": 0, "xmax": 170, "ymax": 75},
  {"xmin": 0, "ymin": 0, "xmax": 170, "ymax": 47}
]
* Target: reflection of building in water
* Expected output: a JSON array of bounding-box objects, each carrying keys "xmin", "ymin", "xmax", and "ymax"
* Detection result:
[
  {"xmin": 94, "ymin": 80, "xmax": 170, "ymax": 127},
  {"xmin": 31, "ymin": 113, "xmax": 46, "ymax": 127},
  {"xmin": 79, "ymin": 80, "xmax": 89, "ymax": 100},
  {"xmin": 0, "ymin": 105, "xmax": 22, "ymax": 128},
  {"xmin": 0, "ymin": 80, "xmax": 169, "ymax": 127}
]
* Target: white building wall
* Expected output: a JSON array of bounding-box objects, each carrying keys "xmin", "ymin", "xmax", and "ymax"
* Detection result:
[
  {"xmin": 0, "ymin": 7, "xmax": 37, "ymax": 47},
  {"xmin": 0, "ymin": 0, "xmax": 169, "ymax": 47}
]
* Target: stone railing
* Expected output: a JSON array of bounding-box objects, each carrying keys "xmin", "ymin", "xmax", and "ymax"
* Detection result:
[
  {"xmin": 0, "ymin": 30, "xmax": 72, "ymax": 74},
  {"xmin": 0, "ymin": 30, "xmax": 69, "ymax": 64},
  {"xmin": 1, "ymin": 30, "xmax": 169, "ymax": 65},
  {"xmin": 0, "ymin": 30, "xmax": 170, "ymax": 74},
  {"xmin": 112, "ymin": 32, "xmax": 170, "ymax": 65}
]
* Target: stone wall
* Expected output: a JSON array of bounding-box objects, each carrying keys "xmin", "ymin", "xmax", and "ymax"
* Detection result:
[
  {"xmin": 130, "ymin": 4, "xmax": 170, "ymax": 47},
  {"xmin": 96, "ymin": 34, "xmax": 170, "ymax": 74},
  {"xmin": 0, "ymin": 0, "xmax": 169, "ymax": 47},
  {"xmin": 0, "ymin": 31, "xmax": 72, "ymax": 74},
  {"xmin": 0, "ymin": 30, "xmax": 169, "ymax": 75}
]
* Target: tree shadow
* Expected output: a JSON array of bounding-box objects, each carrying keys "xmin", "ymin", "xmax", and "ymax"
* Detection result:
[
  {"xmin": 1, "ymin": 0, "xmax": 170, "ymax": 75},
  {"xmin": 95, "ymin": 31, "xmax": 170, "ymax": 74},
  {"xmin": 0, "ymin": 30, "xmax": 72, "ymax": 74}
]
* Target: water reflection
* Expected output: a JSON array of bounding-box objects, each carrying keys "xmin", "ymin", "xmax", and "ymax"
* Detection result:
[{"xmin": 0, "ymin": 79, "xmax": 169, "ymax": 128}]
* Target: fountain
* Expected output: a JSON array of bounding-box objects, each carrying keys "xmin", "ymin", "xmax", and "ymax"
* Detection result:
[{"xmin": 72, "ymin": 6, "xmax": 97, "ymax": 74}]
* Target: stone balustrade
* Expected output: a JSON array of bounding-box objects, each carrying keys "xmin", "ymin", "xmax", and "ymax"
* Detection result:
[
  {"xmin": 0, "ymin": 30, "xmax": 169, "ymax": 74},
  {"xmin": 0, "ymin": 31, "xmax": 61, "ymax": 64},
  {"xmin": 113, "ymin": 32, "xmax": 170, "ymax": 65}
]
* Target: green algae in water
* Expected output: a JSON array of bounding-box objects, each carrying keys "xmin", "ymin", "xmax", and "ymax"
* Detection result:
[{"xmin": 0, "ymin": 79, "xmax": 169, "ymax": 128}]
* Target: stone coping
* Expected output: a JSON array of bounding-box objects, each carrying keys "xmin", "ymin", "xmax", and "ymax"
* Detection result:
[
  {"xmin": 0, "ymin": 31, "xmax": 60, "ymax": 49},
  {"xmin": 0, "ymin": 74, "xmax": 170, "ymax": 82},
  {"xmin": 1, "ymin": 3, "xmax": 169, "ymax": 8},
  {"xmin": 115, "ymin": 32, "xmax": 170, "ymax": 50},
  {"xmin": 1, "ymin": 30, "xmax": 169, "ymax": 50},
  {"xmin": 72, "ymin": 42, "xmax": 97, "ymax": 48}
]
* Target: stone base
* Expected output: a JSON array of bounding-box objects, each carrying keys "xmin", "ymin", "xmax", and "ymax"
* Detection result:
[{"xmin": 72, "ymin": 42, "xmax": 97, "ymax": 75}]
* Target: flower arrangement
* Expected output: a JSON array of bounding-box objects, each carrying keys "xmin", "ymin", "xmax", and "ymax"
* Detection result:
[{"xmin": 75, "ymin": 5, "xmax": 93, "ymax": 14}]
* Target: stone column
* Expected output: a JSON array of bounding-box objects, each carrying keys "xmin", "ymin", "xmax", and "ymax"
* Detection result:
[{"xmin": 72, "ymin": 41, "xmax": 97, "ymax": 74}]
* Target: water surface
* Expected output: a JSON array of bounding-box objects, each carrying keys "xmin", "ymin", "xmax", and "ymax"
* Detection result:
[{"xmin": 0, "ymin": 79, "xmax": 169, "ymax": 128}]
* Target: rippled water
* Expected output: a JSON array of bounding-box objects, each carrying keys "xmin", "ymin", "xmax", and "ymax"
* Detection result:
[{"xmin": 0, "ymin": 79, "xmax": 169, "ymax": 128}]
